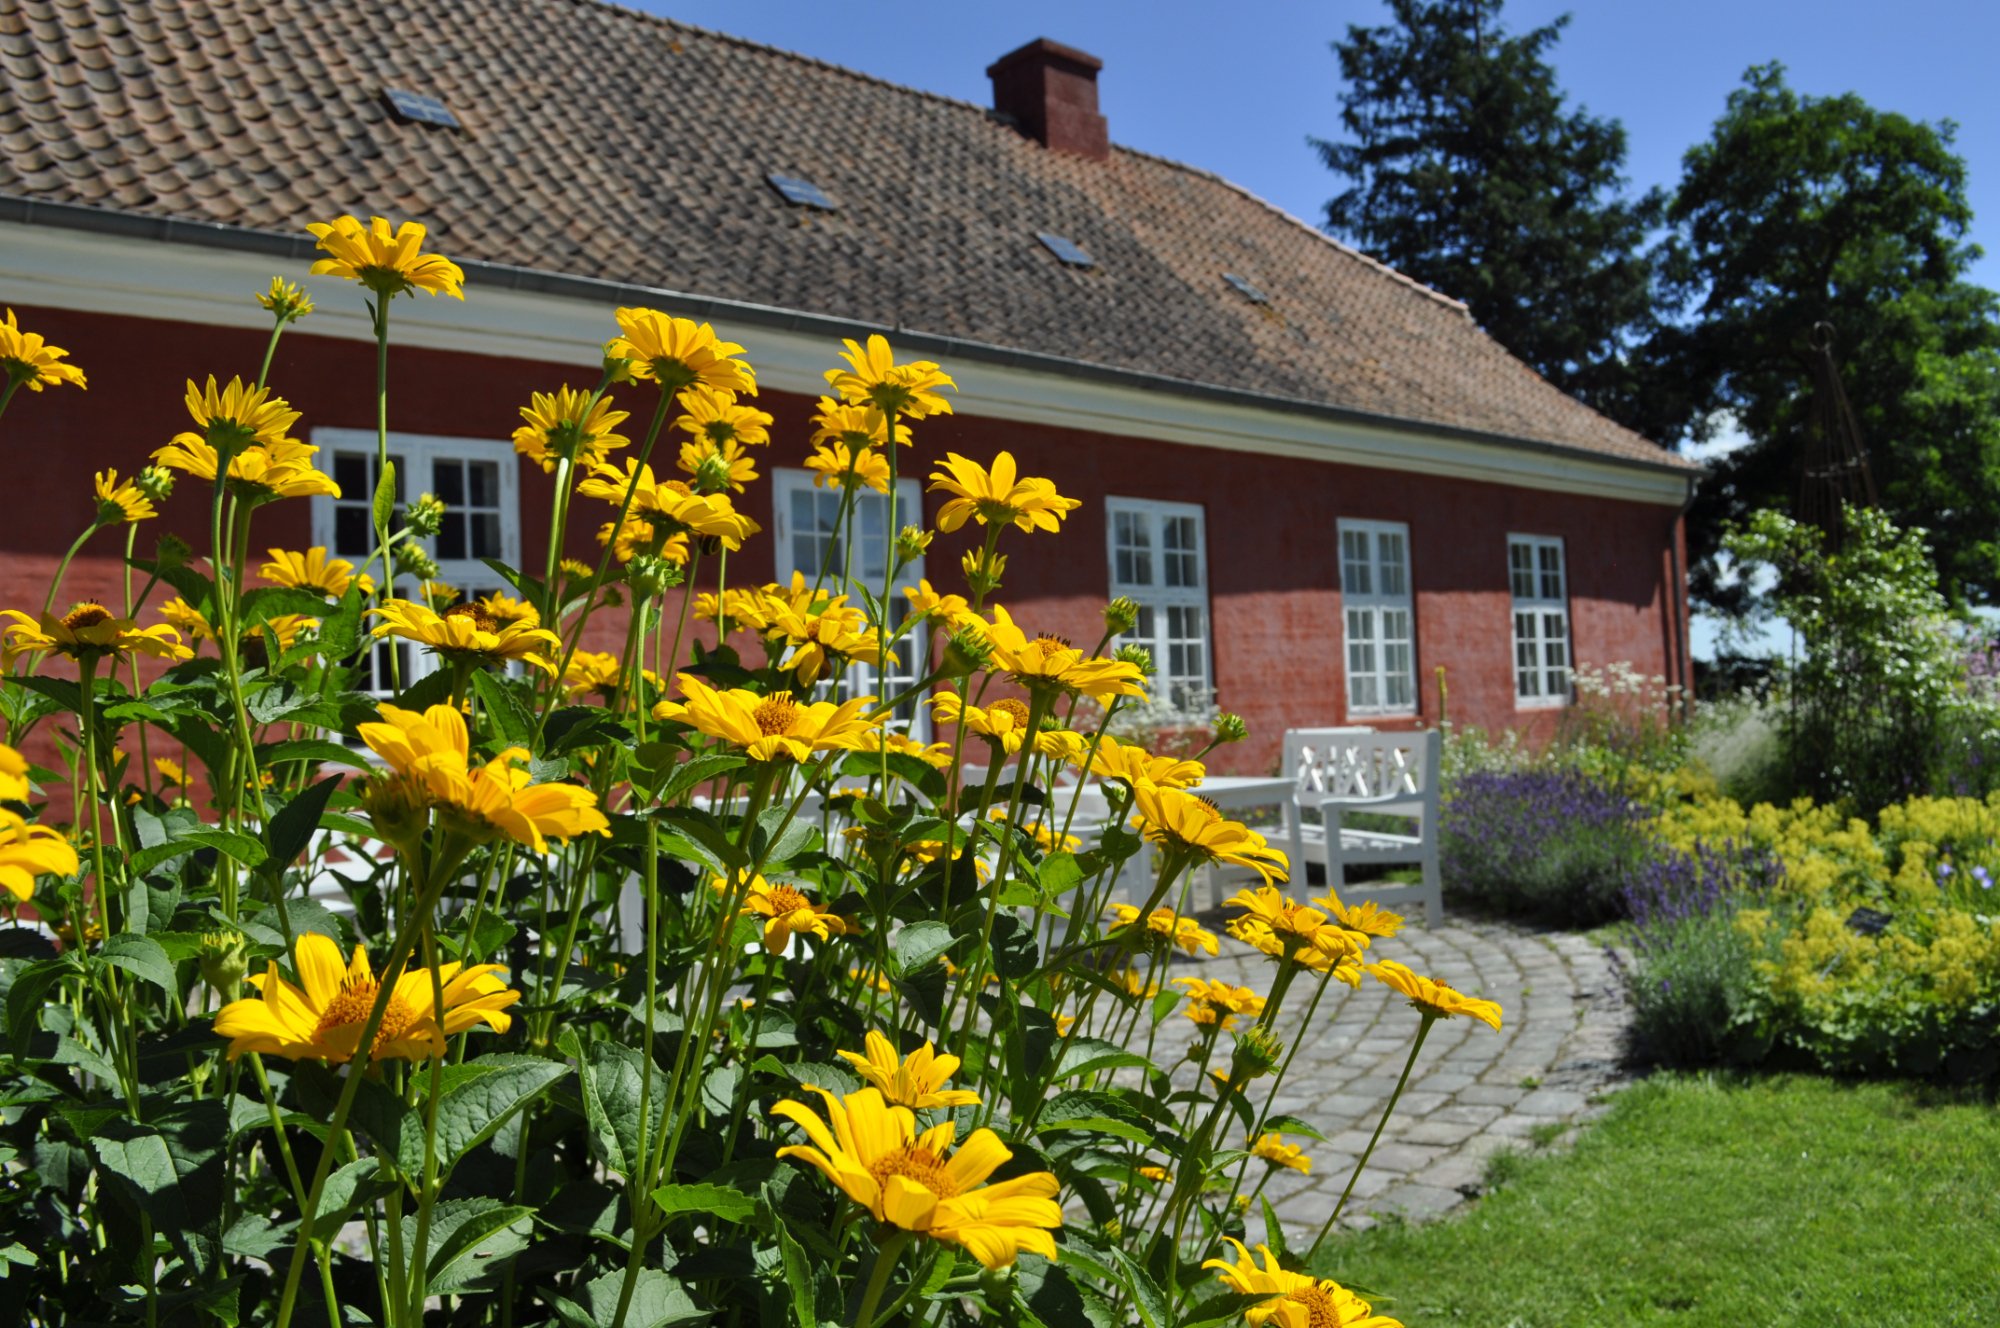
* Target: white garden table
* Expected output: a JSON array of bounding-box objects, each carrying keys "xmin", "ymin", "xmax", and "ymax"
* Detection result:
[{"xmin": 1186, "ymin": 775, "xmax": 1298, "ymax": 907}]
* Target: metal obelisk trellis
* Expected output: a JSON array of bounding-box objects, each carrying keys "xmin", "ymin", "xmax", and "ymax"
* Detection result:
[{"xmin": 1795, "ymin": 321, "xmax": 1879, "ymax": 545}]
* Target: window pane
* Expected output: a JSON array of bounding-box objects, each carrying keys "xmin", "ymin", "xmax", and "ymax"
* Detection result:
[
  {"xmin": 468, "ymin": 459, "xmax": 497, "ymax": 508},
  {"xmin": 472, "ymin": 512, "xmax": 501, "ymax": 560},
  {"xmin": 1378, "ymin": 531, "xmax": 1407, "ymax": 596},
  {"xmin": 1509, "ymin": 541, "xmax": 1536, "ymax": 599},
  {"xmin": 1341, "ymin": 529, "xmax": 1372, "ymax": 596},
  {"xmin": 435, "ymin": 460, "xmax": 464, "ymax": 506},
  {"xmin": 1385, "ymin": 657, "xmax": 1412, "ymax": 708},
  {"xmin": 437, "ymin": 512, "xmax": 466, "ymax": 560},
  {"xmin": 335, "ymin": 507, "xmax": 370, "ymax": 557},
  {"xmin": 334, "ymin": 451, "xmax": 368, "ymax": 496},
  {"xmin": 1113, "ymin": 510, "xmax": 1153, "ymax": 587},
  {"xmin": 1539, "ymin": 544, "xmax": 1563, "ymax": 599}
]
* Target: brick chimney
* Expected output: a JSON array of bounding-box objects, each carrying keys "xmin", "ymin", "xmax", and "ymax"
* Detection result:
[{"xmin": 987, "ymin": 38, "xmax": 1109, "ymax": 161}]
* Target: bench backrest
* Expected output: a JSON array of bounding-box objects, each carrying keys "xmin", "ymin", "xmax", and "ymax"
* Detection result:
[{"xmin": 1282, "ymin": 728, "xmax": 1440, "ymax": 808}]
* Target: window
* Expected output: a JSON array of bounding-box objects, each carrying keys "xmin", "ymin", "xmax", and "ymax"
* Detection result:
[
  {"xmin": 1508, "ymin": 534, "xmax": 1571, "ymax": 707},
  {"xmin": 770, "ymin": 468, "xmax": 928, "ymax": 735},
  {"xmin": 1338, "ymin": 519, "xmax": 1415, "ymax": 716},
  {"xmin": 310, "ymin": 428, "xmax": 522, "ymax": 694},
  {"xmin": 1105, "ymin": 498, "xmax": 1211, "ymax": 711}
]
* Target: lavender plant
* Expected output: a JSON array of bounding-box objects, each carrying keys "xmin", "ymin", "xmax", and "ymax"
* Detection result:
[{"xmin": 1439, "ymin": 769, "xmax": 1654, "ymax": 925}]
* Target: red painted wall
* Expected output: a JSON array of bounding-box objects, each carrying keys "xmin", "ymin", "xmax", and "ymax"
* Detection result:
[{"xmin": 2, "ymin": 305, "xmax": 1688, "ymax": 778}]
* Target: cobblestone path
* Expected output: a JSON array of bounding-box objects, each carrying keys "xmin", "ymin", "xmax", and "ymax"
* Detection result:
[{"xmin": 1128, "ymin": 913, "xmax": 1633, "ymax": 1239}]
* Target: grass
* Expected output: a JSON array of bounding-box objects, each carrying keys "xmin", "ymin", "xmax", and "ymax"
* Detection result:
[{"xmin": 1310, "ymin": 1072, "xmax": 2000, "ymax": 1326}]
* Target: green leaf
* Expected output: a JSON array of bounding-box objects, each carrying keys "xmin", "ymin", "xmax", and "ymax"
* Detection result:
[
  {"xmin": 1034, "ymin": 1114, "xmax": 1153, "ymax": 1144},
  {"xmin": 576, "ymin": 1039, "xmax": 665, "ymax": 1181},
  {"xmin": 773, "ymin": 1215, "xmax": 816, "ymax": 1328},
  {"xmin": 259, "ymin": 738, "xmax": 370, "ymax": 772},
  {"xmin": 373, "ymin": 459, "xmax": 397, "ymax": 531},
  {"xmin": 1053, "ymin": 1037, "xmax": 1153, "ymax": 1082},
  {"xmin": 430, "ymin": 1055, "xmax": 567, "ymax": 1175},
  {"xmin": 580, "ymin": 1267, "xmax": 705, "ymax": 1328},
  {"xmin": 648, "ymin": 1181, "xmax": 757, "ymax": 1225},
  {"xmin": 658, "ymin": 752, "xmax": 748, "ymax": 804},
  {"xmin": 1262, "ymin": 1113, "xmax": 1328, "ymax": 1143},
  {"xmin": 132, "ymin": 827, "xmax": 266, "ymax": 876},
  {"xmin": 91, "ymin": 1126, "xmax": 187, "ymax": 1228},
  {"xmin": 414, "ymin": 1197, "xmax": 535, "ymax": 1296},
  {"xmin": 262, "ymin": 777, "xmax": 341, "ymax": 877},
  {"xmin": 1150, "ymin": 987, "xmax": 1184, "ymax": 1027},
  {"xmin": 3, "ymin": 673, "xmax": 83, "ymax": 714},
  {"xmin": 8, "ymin": 955, "xmax": 77, "ymax": 1048},
  {"xmin": 471, "ymin": 670, "xmax": 535, "ymax": 750},
  {"xmin": 891, "ymin": 920, "xmax": 956, "ymax": 974},
  {"xmin": 97, "ymin": 934, "xmax": 177, "ymax": 993}
]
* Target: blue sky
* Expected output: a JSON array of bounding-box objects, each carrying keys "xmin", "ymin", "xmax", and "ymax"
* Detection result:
[{"xmin": 637, "ymin": 1, "xmax": 1999, "ymax": 291}]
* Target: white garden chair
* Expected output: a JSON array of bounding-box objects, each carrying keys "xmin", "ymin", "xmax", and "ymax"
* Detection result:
[{"xmin": 1282, "ymin": 728, "xmax": 1443, "ymax": 927}]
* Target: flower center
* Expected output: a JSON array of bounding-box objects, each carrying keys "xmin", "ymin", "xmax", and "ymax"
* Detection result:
[
  {"xmin": 752, "ymin": 695, "xmax": 800, "ymax": 736},
  {"xmin": 61, "ymin": 603, "xmax": 112, "ymax": 631},
  {"xmin": 1286, "ymin": 1286, "xmax": 1343, "ymax": 1328},
  {"xmin": 314, "ymin": 977, "xmax": 420, "ymax": 1054},
  {"xmin": 866, "ymin": 1144, "xmax": 958, "ymax": 1200},
  {"xmin": 766, "ymin": 884, "xmax": 812, "ymax": 913},
  {"xmin": 662, "ymin": 479, "xmax": 694, "ymax": 498},
  {"xmin": 445, "ymin": 603, "xmax": 499, "ymax": 633},
  {"xmin": 1028, "ymin": 634, "xmax": 1071, "ymax": 660},
  {"xmin": 990, "ymin": 698, "xmax": 1031, "ymax": 727}
]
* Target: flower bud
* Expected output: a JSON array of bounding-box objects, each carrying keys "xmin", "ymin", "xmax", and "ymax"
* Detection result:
[
  {"xmin": 895, "ymin": 525, "xmax": 933, "ymax": 564},
  {"xmin": 942, "ymin": 624, "xmax": 993, "ymax": 676},
  {"xmin": 135, "ymin": 465, "xmax": 177, "ymax": 504},
  {"xmin": 395, "ymin": 544, "xmax": 441, "ymax": 582},
  {"xmin": 404, "ymin": 492, "xmax": 447, "ymax": 538},
  {"xmin": 255, "ymin": 277, "xmax": 315, "ymax": 324},
  {"xmin": 961, "ymin": 548, "xmax": 1006, "ymax": 598},
  {"xmin": 692, "ymin": 450, "xmax": 737, "ymax": 495},
  {"xmin": 197, "ymin": 929, "xmax": 251, "ymax": 991},
  {"xmin": 625, "ymin": 553, "xmax": 678, "ymax": 597},
  {"xmin": 1229, "ymin": 1025, "xmax": 1284, "ymax": 1082},
  {"xmin": 1103, "ymin": 596, "xmax": 1141, "ymax": 636},
  {"xmin": 1213, "ymin": 711, "xmax": 1248, "ymax": 745},
  {"xmin": 363, "ymin": 772, "xmax": 430, "ymax": 851},
  {"xmin": 155, "ymin": 532, "xmax": 192, "ymax": 572},
  {"xmin": 601, "ymin": 345, "xmax": 636, "ymax": 384},
  {"xmin": 1115, "ymin": 643, "xmax": 1155, "ymax": 677}
]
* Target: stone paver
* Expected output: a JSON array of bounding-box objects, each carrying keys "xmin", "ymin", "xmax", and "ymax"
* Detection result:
[{"xmin": 1119, "ymin": 911, "xmax": 1632, "ymax": 1242}]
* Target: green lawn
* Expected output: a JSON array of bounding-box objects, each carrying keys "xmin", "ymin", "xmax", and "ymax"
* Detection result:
[{"xmin": 1310, "ymin": 1073, "xmax": 2000, "ymax": 1326}]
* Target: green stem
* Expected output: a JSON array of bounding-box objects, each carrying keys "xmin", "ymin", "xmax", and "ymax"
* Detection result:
[
  {"xmin": 405, "ymin": 923, "xmax": 450, "ymax": 1325},
  {"xmin": 1307, "ymin": 1013, "xmax": 1437, "ymax": 1259},
  {"xmin": 0, "ymin": 377, "xmax": 20, "ymax": 426},
  {"xmin": 40, "ymin": 523, "xmax": 100, "ymax": 618},
  {"xmin": 853, "ymin": 1230, "xmax": 913, "ymax": 1328},
  {"xmin": 370, "ymin": 300, "xmax": 399, "ymax": 691}
]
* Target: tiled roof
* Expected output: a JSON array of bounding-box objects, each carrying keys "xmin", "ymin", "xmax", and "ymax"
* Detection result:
[{"xmin": 0, "ymin": 0, "xmax": 1693, "ymax": 472}]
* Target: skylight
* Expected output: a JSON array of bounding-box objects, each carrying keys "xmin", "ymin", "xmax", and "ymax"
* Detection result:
[
  {"xmin": 1223, "ymin": 272, "xmax": 1270, "ymax": 305},
  {"xmin": 767, "ymin": 173, "xmax": 837, "ymax": 211},
  {"xmin": 1037, "ymin": 232, "xmax": 1095, "ymax": 268},
  {"xmin": 382, "ymin": 87, "xmax": 461, "ymax": 130}
]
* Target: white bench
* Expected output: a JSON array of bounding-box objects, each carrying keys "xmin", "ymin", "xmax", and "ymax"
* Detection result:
[{"xmin": 1283, "ymin": 728, "xmax": 1443, "ymax": 927}]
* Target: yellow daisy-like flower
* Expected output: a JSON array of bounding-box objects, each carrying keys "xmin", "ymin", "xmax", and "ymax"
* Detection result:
[
  {"xmin": 1226, "ymin": 886, "xmax": 1359, "ymax": 966},
  {"xmin": 1366, "ymin": 960, "xmax": 1504, "ymax": 1031},
  {"xmin": 903, "ymin": 579, "xmax": 969, "ymax": 622},
  {"xmin": 823, "ymin": 335, "xmax": 955, "ymax": 419},
  {"xmin": 929, "ymin": 452, "xmax": 1079, "ymax": 535},
  {"xmin": 1314, "ymin": 889, "xmax": 1404, "ymax": 944},
  {"xmin": 1172, "ymin": 977, "xmax": 1266, "ymax": 1031},
  {"xmin": 804, "ymin": 441, "xmax": 892, "ymax": 494},
  {"xmin": 212, "ymin": 933, "xmax": 516, "ymax": 1063},
  {"xmin": 849, "ymin": 965, "xmax": 894, "ymax": 996},
  {"xmin": 1, "ymin": 604, "xmax": 191, "ymax": 666},
  {"xmin": 165, "ymin": 375, "xmax": 301, "ymax": 452},
  {"xmin": 557, "ymin": 557, "xmax": 596, "ymax": 583},
  {"xmin": 836, "ymin": 1030, "xmax": 980, "ymax": 1109},
  {"xmin": 1228, "ymin": 916, "xmax": 1364, "ymax": 985},
  {"xmin": 733, "ymin": 874, "xmax": 854, "ymax": 954},
  {"xmin": 1133, "ymin": 785, "xmax": 1290, "ymax": 886},
  {"xmin": 255, "ymin": 277, "xmax": 314, "ymax": 323},
  {"xmin": 772, "ymin": 1086, "xmax": 1059, "ymax": 1268},
  {"xmin": 678, "ymin": 435, "xmax": 761, "ymax": 493},
  {"xmin": 596, "ymin": 516, "xmax": 685, "ymax": 565},
  {"xmin": 0, "ymin": 743, "xmax": 31, "ymax": 803},
  {"xmin": 562, "ymin": 650, "xmax": 624, "ymax": 699},
  {"xmin": 0, "ymin": 811, "xmax": 79, "ymax": 901},
  {"xmin": 577, "ymin": 459, "xmax": 761, "ymax": 548},
  {"xmin": 1073, "ymin": 734, "xmax": 1206, "ymax": 790},
  {"xmin": 158, "ymin": 597, "xmax": 214, "ymax": 641},
  {"xmin": 1106, "ymin": 903, "xmax": 1219, "ymax": 957},
  {"xmin": 0, "ymin": 308, "xmax": 86, "ymax": 393},
  {"xmin": 262, "ymin": 547, "xmax": 372, "ymax": 598},
  {"xmin": 153, "ymin": 379, "xmax": 337, "ymax": 503},
  {"xmin": 653, "ymin": 674, "xmax": 876, "ymax": 763},
  {"xmin": 673, "ymin": 387, "xmax": 772, "ymax": 448},
  {"xmin": 512, "ymin": 386, "xmax": 630, "ymax": 473},
  {"xmin": 357, "ymin": 703, "xmax": 610, "ymax": 852},
  {"xmin": 475, "ymin": 591, "xmax": 539, "ymax": 627},
  {"xmin": 305, "ymin": 214, "xmax": 465, "ymax": 299},
  {"xmin": 1249, "ymin": 1133, "xmax": 1313, "ymax": 1175},
  {"xmin": 605, "ymin": 308, "xmax": 756, "ymax": 395},
  {"xmin": 766, "ymin": 601, "xmax": 882, "ymax": 686},
  {"xmin": 811, "ymin": 394, "xmax": 912, "ymax": 449},
  {"xmin": 975, "ymin": 606, "xmax": 1146, "ymax": 702},
  {"xmin": 1137, "ymin": 1164, "xmax": 1170, "ymax": 1183},
  {"xmin": 153, "ymin": 757, "xmax": 187, "ymax": 788},
  {"xmin": 368, "ymin": 599, "xmax": 561, "ymax": 675},
  {"xmin": 863, "ymin": 729, "xmax": 956, "ymax": 771},
  {"xmin": 930, "ymin": 691, "xmax": 1039, "ymax": 756},
  {"xmin": 256, "ymin": 613, "xmax": 320, "ymax": 653},
  {"xmin": 1203, "ymin": 1240, "xmax": 1403, "ymax": 1328},
  {"xmin": 1117, "ymin": 967, "xmax": 1162, "ymax": 999},
  {"xmin": 93, "ymin": 470, "xmax": 155, "ymax": 525}
]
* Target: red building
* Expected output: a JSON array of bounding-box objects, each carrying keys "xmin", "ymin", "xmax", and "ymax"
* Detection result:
[{"xmin": 0, "ymin": 3, "xmax": 1698, "ymax": 772}]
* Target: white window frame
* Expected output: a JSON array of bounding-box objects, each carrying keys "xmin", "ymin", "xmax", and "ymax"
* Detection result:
[
  {"xmin": 769, "ymin": 468, "xmax": 928, "ymax": 736},
  {"xmin": 1508, "ymin": 533, "xmax": 1572, "ymax": 709},
  {"xmin": 1338, "ymin": 518, "xmax": 1417, "ymax": 718},
  {"xmin": 310, "ymin": 427, "xmax": 523, "ymax": 693},
  {"xmin": 1105, "ymin": 497, "xmax": 1212, "ymax": 713}
]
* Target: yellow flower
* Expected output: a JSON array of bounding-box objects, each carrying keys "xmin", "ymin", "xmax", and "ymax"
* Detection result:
[
  {"xmin": 154, "ymin": 757, "xmax": 187, "ymax": 788},
  {"xmin": 93, "ymin": 470, "xmax": 155, "ymax": 525},
  {"xmin": 557, "ymin": 557, "xmax": 596, "ymax": 582},
  {"xmin": 158, "ymin": 597, "xmax": 214, "ymax": 641},
  {"xmin": 904, "ymin": 579, "xmax": 969, "ymax": 622},
  {"xmin": 805, "ymin": 440, "xmax": 893, "ymax": 493},
  {"xmin": 673, "ymin": 387, "xmax": 772, "ymax": 448},
  {"xmin": 812, "ymin": 394, "xmax": 912, "ymax": 449},
  {"xmin": 419, "ymin": 580, "xmax": 461, "ymax": 606},
  {"xmin": 836, "ymin": 1030, "xmax": 980, "ymax": 1108},
  {"xmin": 257, "ymin": 614, "xmax": 320, "ymax": 653},
  {"xmin": 165, "ymin": 374, "xmax": 301, "ymax": 451},
  {"xmin": 1226, "ymin": 886, "xmax": 1361, "ymax": 966},
  {"xmin": 255, "ymin": 277, "xmax": 314, "ymax": 322},
  {"xmin": 849, "ymin": 965, "xmax": 894, "ymax": 995},
  {"xmin": 153, "ymin": 376, "xmax": 336, "ymax": 504},
  {"xmin": 1137, "ymin": 1164, "xmax": 1170, "ymax": 1183},
  {"xmin": 652, "ymin": 674, "xmax": 877, "ymax": 763},
  {"xmin": 772, "ymin": 1086, "xmax": 1060, "ymax": 1268},
  {"xmin": 678, "ymin": 435, "xmax": 760, "ymax": 493},
  {"xmin": 212, "ymin": 933, "xmax": 516, "ymax": 1063},
  {"xmin": 974, "ymin": 606, "xmax": 1147, "ymax": 702},
  {"xmin": 357, "ymin": 703, "xmax": 609, "ymax": 852},
  {"xmin": 1134, "ymin": 786, "xmax": 1290, "ymax": 886},
  {"xmin": 1, "ymin": 604, "xmax": 191, "ymax": 666},
  {"xmin": 824, "ymin": 335, "xmax": 955, "ymax": 419},
  {"xmin": 1107, "ymin": 903, "xmax": 1219, "ymax": 957},
  {"xmin": 766, "ymin": 600, "xmax": 882, "ymax": 685},
  {"xmin": 1118, "ymin": 967, "xmax": 1162, "ymax": 999},
  {"xmin": 605, "ymin": 308, "xmax": 756, "ymax": 395},
  {"xmin": 1249, "ymin": 1133, "xmax": 1312, "ymax": 1174},
  {"xmin": 1314, "ymin": 889, "xmax": 1404, "ymax": 944},
  {"xmin": 512, "ymin": 386, "xmax": 630, "ymax": 472},
  {"xmin": 736, "ymin": 874, "xmax": 854, "ymax": 954},
  {"xmin": 1074, "ymin": 734, "xmax": 1205, "ymax": 790},
  {"xmin": 305, "ymin": 214, "xmax": 465, "ymax": 299},
  {"xmin": 261, "ymin": 547, "xmax": 371, "ymax": 598},
  {"xmin": 368, "ymin": 599, "xmax": 561, "ymax": 675},
  {"xmin": 562, "ymin": 650, "xmax": 624, "ymax": 699},
  {"xmin": 1204, "ymin": 1240, "xmax": 1402, "ymax": 1328},
  {"xmin": 0, "ymin": 811, "xmax": 78, "ymax": 901},
  {"xmin": 577, "ymin": 459, "xmax": 761, "ymax": 548},
  {"xmin": 1228, "ymin": 916, "xmax": 1363, "ymax": 984},
  {"xmin": 0, "ymin": 308, "xmax": 86, "ymax": 392},
  {"xmin": 989, "ymin": 808, "xmax": 1081, "ymax": 855},
  {"xmin": 1366, "ymin": 959, "xmax": 1504, "ymax": 1031},
  {"xmin": 929, "ymin": 452, "xmax": 1079, "ymax": 534},
  {"xmin": 1173, "ymin": 977, "xmax": 1266, "ymax": 1030},
  {"xmin": 0, "ymin": 744, "xmax": 30, "ymax": 803},
  {"xmin": 863, "ymin": 729, "xmax": 956, "ymax": 771},
  {"xmin": 929, "ymin": 691, "xmax": 1045, "ymax": 756},
  {"xmin": 597, "ymin": 516, "xmax": 684, "ymax": 565}
]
